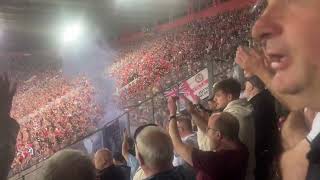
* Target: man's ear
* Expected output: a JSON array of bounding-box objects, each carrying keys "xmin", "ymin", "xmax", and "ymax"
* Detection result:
[
  {"xmin": 248, "ymin": 82, "xmax": 254, "ymax": 92},
  {"xmin": 137, "ymin": 152, "xmax": 145, "ymax": 166},
  {"xmin": 216, "ymin": 131, "xmax": 223, "ymax": 140},
  {"xmin": 227, "ymin": 93, "xmax": 233, "ymax": 101}
]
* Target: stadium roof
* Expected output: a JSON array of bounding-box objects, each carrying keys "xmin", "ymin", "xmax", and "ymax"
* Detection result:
[{"xmin": 0, "ymin": 0, "xmax": 197, "ymax": 51}]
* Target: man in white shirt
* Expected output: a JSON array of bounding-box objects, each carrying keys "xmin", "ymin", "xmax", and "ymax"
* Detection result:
[{"xmin": 173, "ymin": 115, "xmax": 198, "ymax": 167}]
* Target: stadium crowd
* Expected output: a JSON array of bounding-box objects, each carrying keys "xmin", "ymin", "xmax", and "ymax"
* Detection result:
[
  {"xmin": 9, "ymin": 75, "xmax": 101, "ymax": 174},
  {"xmin": 110, "ymin": 8, "xmax": 255, "ymax": 105},
  {"xmin": 114, "ymin": 7, "xmax": 258, "ymax": 127},
  {"xmin": 1, "ymin": 0, "xmax": 320, "ymax": 180},
  {"xmin": 2, "ymin": 5, "xmax": 264, "ymax": 177},
  {"xmin": 0, "ymin": 58, "xmax": 105, "ymax": 175}
]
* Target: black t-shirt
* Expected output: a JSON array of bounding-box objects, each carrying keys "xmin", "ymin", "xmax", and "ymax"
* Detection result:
[
  {"xmin": 118, "ymin": 165, "xmax": 131, "ymax": 180},
  {"xmin": 249, "ymin": 90, "xmax": 280, "ymax": 156},
  {"xmin": 96, "ymin": 165, "xmax": 129, "ymax": 180},
  {"xmin": 307, "ymin": 133, "xmax": 320, "ymax": 180}
]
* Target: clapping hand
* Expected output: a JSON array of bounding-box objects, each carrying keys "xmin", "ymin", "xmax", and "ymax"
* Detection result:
[
  {"xmin": 235, "ymin": 46, "xmax": 272, "ymax": 77},
  {"xmin": 180, "ymin": 95, "xmax": 196, "ymax": 114}
]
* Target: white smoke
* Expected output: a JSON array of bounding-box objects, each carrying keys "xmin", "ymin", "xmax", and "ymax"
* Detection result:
[{"xmin": 59, "ymin": 30, "xmax": 123, "ymax": 128}]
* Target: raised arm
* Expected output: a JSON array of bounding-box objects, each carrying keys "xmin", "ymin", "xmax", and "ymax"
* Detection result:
[
  {"xmin": 167, "ymin": 97, "xmax": 194, "ymax": 166},
  {"xmin": 182, "ymin": 96, "xmax": 208, "ymax": 132},
  {"xmin": 121, "ymin": 129, "xmax": 130, "ymax": 162}
]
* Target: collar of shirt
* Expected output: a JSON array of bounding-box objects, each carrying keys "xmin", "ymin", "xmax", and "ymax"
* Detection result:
[{"xmin": 181, "ymin": 133, "xmax": 196, "ymax": 142}]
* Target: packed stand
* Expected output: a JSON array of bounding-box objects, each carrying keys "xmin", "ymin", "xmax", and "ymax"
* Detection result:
[
  {"xmin": 2, "ymin": 0, "xmax": 320, "ymax": 179},
  {"xmin": 0, "ymin": 58, "xmax": 106, "ymax": 175},
  {"xmin": 109, "ymin": 7, "xmax": 255, "ymax": 106},
  {"xmin": 113, "ymin": 8, "xmax": 257, "ymax": 128}
]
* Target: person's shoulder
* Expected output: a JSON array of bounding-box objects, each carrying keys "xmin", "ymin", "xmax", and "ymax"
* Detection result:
[
  {"xmin": 149, "ymin": 168, "xmax": 188, "ymax": 180},
  {"xmin": 226, "ymin": 99, "xmax": 252, "ymax": 110},
  {"xmin": 224, "ymin": 100, "xmax": 253, "ymax": 119},
  {"xmin": 251, "ymin": 89, "xmax": 275, "ymax": 105},
  {"xmin": 192, "ymin": 148, "xmax": 218, "ymax": 160},
  {"xmin": 234, "ymin": 143, "xmax": 249, "ymax": 160},
  {"xmin": 112, "ymin": 165, "xmax": 130, "ymax": 180}
]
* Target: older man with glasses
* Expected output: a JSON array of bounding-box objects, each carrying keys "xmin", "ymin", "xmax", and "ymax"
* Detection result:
[{"xmin": 168, "ymin": 97, "xmax": 249, "ymax": 180}]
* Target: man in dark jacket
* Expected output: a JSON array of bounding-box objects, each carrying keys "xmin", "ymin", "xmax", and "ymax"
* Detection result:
[
  {"xmin": 244, "ymin": 76, "xmax": 280, "ymax": 180},
  {"xmin": 113, "ymin": 152, "xmax": 131, "ymax": 180},
  {"xmin": 94, "ymin": 148, "xmax": 128, "ymax": 180}
]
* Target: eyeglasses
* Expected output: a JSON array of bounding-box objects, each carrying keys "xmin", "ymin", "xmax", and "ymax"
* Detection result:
[
  {"xmin": 251, "ymin": 0, "xmax": 266, "ymax": 14},
  {"xmin": 206, "ymin": 127, "xmax": 219, "ymax": 133}
]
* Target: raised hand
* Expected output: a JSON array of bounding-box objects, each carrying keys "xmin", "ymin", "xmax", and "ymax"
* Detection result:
[
  {"xmin": 235, "ymin": 46, "xmax": 272, "ymax": 77},
  {"xmin": 180, "ymin": 95, "xmax": 196, "ymax": 114},
  {"xmin": 123, "ymin": 128, "xmax": 129, "ymax": 141},
  {"xmin": 167, "ymin": 96, "xmax": 178, "ymax": 116}
]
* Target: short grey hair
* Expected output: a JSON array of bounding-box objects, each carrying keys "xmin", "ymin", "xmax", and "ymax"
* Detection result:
[
  {"xmin": 40, "ymin": 149, "xmax": 95, "ymax": 180},
  {"xmin": 136, "ymin": 126, "xmax": 173, "ymax": 169}
]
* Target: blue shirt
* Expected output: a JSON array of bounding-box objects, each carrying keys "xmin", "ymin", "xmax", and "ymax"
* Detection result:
[{"xmin": 127, "ymin": 154, "xmax": 140, "ymax": 180}]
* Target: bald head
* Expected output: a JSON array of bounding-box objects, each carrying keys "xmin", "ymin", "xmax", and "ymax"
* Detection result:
[
  {"xmin": 94, "ymin": 148, "xmax": 113, "ymax": 170},
  {"xmin": 40, "ymin": 149, "xmax": 95, "ymax": 180},
  {"xmin": 208, "ymin": 112, "xmax": 240, "ymax": 141}
]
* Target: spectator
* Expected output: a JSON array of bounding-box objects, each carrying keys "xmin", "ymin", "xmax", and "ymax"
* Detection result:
[
  {"xmin": 236, "ymin": 0, "xmax": 320, "ymax": 179},
  {"xmin": 181, "ymin": 96, "xmax": 211, "ymax": 152},
  {"xmin": 122, "ymin": 129, "xmax": 140, "ymax": 180},
  {"xmin": 135, "ymin": 125, "xmax": 187, "ymax": 180},
  {"xmin": 40, "ymin": 149, "xmax": 95, "ymax": 180},
  {"xmin": 113, "ymin": 152, "xmax": 131, "ymax": 180},
  {"xmin": 212, "ymin": 78, "xmax": 255, "ymax": 180},
  {"xmin": 168, "ymin": 97, "xmax": 248, "ymax": 180},
  {"xmin": 180, "ymin": 85, "xmax": 218, "ymax": 152},
  {"xmin": 172, "ymin": 114, "xmax": 198, "ymax": 180},
  {"xmin": 132, "ymin": 124, "xmax": 158, "ymax": 180},
  {"xmin": 0, "ymin": 74, "xmax": 20, "ymax": 180},
  {"xmin": 113, "ymin": 151, "xmax": 127, "ymax": 165},
  {"xmin": 94, "ymin": 148, "xmax": 128, "ymax": 180},
  {"xmin": 173, "ymin": 115, "xmax": 198, "ymax": 167},
  {"xmin": 244, "ymin": 76, "xmax": 280, "ymax": 180}
]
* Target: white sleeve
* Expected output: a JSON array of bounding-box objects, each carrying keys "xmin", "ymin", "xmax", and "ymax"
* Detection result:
[{"xmin": 307, "ymin": 112, "xmax": 320, "ymax": 142}]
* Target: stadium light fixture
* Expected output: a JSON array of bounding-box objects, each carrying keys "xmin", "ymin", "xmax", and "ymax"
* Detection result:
[{"xmin": 60, "ymin": 21, "xmax": 85, "ymax": 45}]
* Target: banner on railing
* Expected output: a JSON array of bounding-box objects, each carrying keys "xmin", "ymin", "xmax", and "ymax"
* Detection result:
[{"xmin": 164, "ymin": 68, "xmax": 209, "ymax": 101}]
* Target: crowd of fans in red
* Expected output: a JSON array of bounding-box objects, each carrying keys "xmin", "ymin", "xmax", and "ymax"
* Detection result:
[
  {"xmin": 8, "ymin": 7, "xmax": 258, "ymax": 175},
  {"xmin": 110, "ymin": 8, "xmax": 255, "ymax": 106},
  {"xmin": 111, "ymin": 7, "xmax": 258, "ymax": 128},
  {"xmin": 6, "ymin": 59, "xmax": 103, "ymax": 174}
]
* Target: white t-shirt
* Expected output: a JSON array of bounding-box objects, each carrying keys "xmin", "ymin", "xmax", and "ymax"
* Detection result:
[
  {"xmin": 173, "ymin": 133, "xmax": 198, "ymax": 167},
  {"xmin": 307, "ymin": 112, "xmax": 320, "ymax": 142}
]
